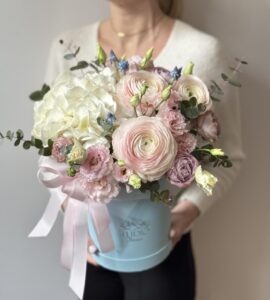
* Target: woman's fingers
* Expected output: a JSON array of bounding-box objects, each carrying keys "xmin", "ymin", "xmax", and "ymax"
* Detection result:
[{"xmin": 87, "ymin": 239, "xmax": 100, "ymax": 266}]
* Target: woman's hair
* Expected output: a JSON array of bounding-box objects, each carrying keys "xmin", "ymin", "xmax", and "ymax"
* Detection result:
[{"xmin": 159, "ymin": 0, "xmax": 183, "ymax": 19}]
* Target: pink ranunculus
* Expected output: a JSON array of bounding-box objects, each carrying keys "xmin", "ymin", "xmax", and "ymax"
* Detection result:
[
  {"xmin": 197, "ymin": 110, "xmax": 220, "ymax": 142},
  {"xmin": 80, "ymin": 176, "xmax": 120, "ymax": 204},
  {"xmin": 112, "ymin": 116, "xmax": 177, "ymax": 181},
  {"xmin": 115, "ymin": 71, "xmax": 167, "ymax": 118},
  {"xmin": 158, "ymin": 104, "xmax": 187, "ymax": 138},
  {"xmin": 52, "ymin": 136, "xmax": 73, "ymax": 162},
  {"xmin": 175, "ymin": 133, "xmax": 197, "ymax": 154},
  {"xmin": 174, "ymin": 75, "xmax": 212, "ymax": 112},
  {"xmin": 112, "ymin": 163, "xmax": 133, "ymax": 183},
  {"xmin": 79, "ymin": 145, "xmax": 113, "ymax": 182},
  {"xmin": 167, "ymin": 153, "xmax": 199, "ymax": 188}
]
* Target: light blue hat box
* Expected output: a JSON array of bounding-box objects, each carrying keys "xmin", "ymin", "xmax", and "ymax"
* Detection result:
[{"xmin": 87, "ymin": 180, "xmax": 176, "ymax": 272}]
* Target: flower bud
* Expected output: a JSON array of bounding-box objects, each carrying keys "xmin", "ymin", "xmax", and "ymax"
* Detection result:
[
  {"xmin": 130, "ymin": 94, "xmax": 140, "ymax": 107},
  {"xmin": 210, "ymin": 148, "xmax": 225, "ymax": 156},
  {"xmin": 128, "ymin": 174, "xmax": 142, "ymax": 189},
  {"xmin": 183, "ymin": 62, "xmax": 195, "ymax": 75},
  {"xmin": 140, "ymin": 48, "xmax": 154, "ymax": 69},
  {"xmin": 67, "ymin": 166, "xmax": 77, "ymax": 177},
  {"xmin": 139, "ymin": 84, "xmax": 149, "ymax": 97},
  {"xmin": 97, "ymin": 44, "xmax": 107, "ymax": 65},
  {"xmin": 194, "ymin": 165, "xmax": 218, "ymax": 196},
  {"xmin": 67, "ymin": 139, "xmax": 86, "ymax": 165},
  {"xmin": 117, "ymin": 160, "xmax": 125, "ymax": 167},
  {"xmin": 161, "ymin": 85, "xmax": 172, "ymax": 101}
]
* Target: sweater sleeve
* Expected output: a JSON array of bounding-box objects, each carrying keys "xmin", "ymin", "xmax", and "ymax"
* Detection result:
[{"xmin": 179, "ymin": 40, "xmax": 247, "ymax": 233}]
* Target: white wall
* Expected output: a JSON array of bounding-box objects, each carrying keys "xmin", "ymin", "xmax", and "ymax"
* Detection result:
[
  {"xmin": 182, "ymin": 0, "xmax": 270, "ymax": 299},
  {"xmin": 0, "ymin": 1, "xmax": 269, "ymax": 299}
]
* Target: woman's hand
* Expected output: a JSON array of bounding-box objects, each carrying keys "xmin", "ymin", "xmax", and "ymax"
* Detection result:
[{"xmin": 169, "ymin": 200, "xmax": 200, "ymax": 247}]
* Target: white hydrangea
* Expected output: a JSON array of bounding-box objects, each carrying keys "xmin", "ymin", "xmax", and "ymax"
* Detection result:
[{"xmin": 32, "ymin": 68, "xmax": 117, "ymax": 149}]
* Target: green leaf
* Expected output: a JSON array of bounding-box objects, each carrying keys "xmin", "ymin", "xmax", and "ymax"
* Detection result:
[
  {"xmin": 29, "ymin": 90, "xmax": 44, "ymax": 101},
  {"xmin": 23, "ymin": 140, "xmax": 32, "ymax": 149},
  {"xmin": 189, "ymin": 97, "xmax": 197, "ymax": 106},
  {"xmin": 31, "ymin": 137, "xmax": 43, "ymax": 149},
  {"xmin": 16, "ymin": 129, "xmax": 24, "ymax": 139},
  {"xmin": 210, "ymin": 95, "xmax": 221, "ymax": 102},
  {"xmin": 41, "ymin": 84, "xmax": 50, "ymax": 95},
  {"xmin": 210, "ymin": 80, "xmax": 224, "ymax": 95},
  {"xmin": 235, "ymin": 57, "xmax": 248, "ymax": 65},
  {"xmin": 14, "ymin": 139, "xmax": 21, "ymax": 146},
  {"xmin": 228, "ymin": 78, "xmax": 242, "ymax": 88},
  {"xmin": 38, "ymin": 147, "xmax": 51, "ymax": 156},
  {"xmin": 70, "ymin": 60, "xmax": 89, "ymax": 71},
  {"xmin": 48, "ymin": 139, "xmax": 54, "ymax": 148},
  {"xmin": 0, "ymin": 131, "xmax": 4, "ymax": 138},
  {"xmin": 64, "ymin": 53, "xmax": 75, "ymax": 60},
  {"xmin": 221, "ymin": 73, "xmax": 229, "ymax": 81},
  {"xmin": 75, "ymin": 46, "xmax": 80, "ymax": 56},
  {"xmin": 6, "ymin": 130, "xmax": 14, "ymax": 140}
]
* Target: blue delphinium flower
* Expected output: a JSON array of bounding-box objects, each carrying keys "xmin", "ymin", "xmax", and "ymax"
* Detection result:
[
  {"xmin": 118, "ymin": 59, "xmax": 129, "ymax": 72},
  {"xmin": 170, "ymin": 66, "xmax": 182, "ymax": 80},
  {"xmin": 109, "ymin": 50, "xmax": 118, "ymax": 64},
  {"xmin": 106, "ymin": 112, "xmax": 116, "ymax": 125}
]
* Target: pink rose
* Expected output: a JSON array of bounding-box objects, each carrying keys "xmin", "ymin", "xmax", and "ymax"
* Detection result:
[
  {"xmin": 112, "ymin": 116, "xmax": 177, "ymax": 181},
  {"xmin": 115, "ymin": 71, "xmax": 166, "ymax": 118},
  {"xmin": 175, "ymin": 133, "xmax": 197, "ymax": 154},
  {"xmin": 112, "ymin": 163, "xmax": 133, "ymax": 183},
  {"xmin": 80, "ymin": 176, "xmax": 120, "ymax": 204},
  {"xmin": 167, "ymin": 153, "xmax": 199, "ymax": 188},
  {"xmin": 79, "ymin": 145, "xmax": 113, "ymax": 181},
  {"xmin": 52, "ymin": 136, "xmax": 73, "ymax": 162},
  {"xmin": 174, "ymin": 75, "xmax": 212, "ymax": 112},
  {"xmin": 197, "ymin": 110, "xmax": 220, "ymax": 142}
]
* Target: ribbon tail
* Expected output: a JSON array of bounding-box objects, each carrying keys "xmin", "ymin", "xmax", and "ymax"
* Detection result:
[
  {"xmin": 69, "ymin": 202, "xmax": 88, "ymax": 300},
  {"xmin": 28, "ymin": 189, "xmax": 67, "ymax": 238},
  {"xmin": 61, "ymin": 198, "xmax": 76, "ymax": 270},
  {"xmin": 88, "ymin": 203, "xmax": 115, "ymax": 253}
]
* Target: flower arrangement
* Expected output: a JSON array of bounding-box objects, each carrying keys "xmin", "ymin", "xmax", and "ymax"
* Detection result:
[{"xmin": 0, "ymin": 43, "xmax": 247, "ymax": 299}]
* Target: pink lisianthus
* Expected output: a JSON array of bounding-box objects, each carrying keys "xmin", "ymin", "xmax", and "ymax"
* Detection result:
[
  {"xmin": 167, "ymin": 153, "xmax": 199, "ymax": 188},
  {"xmin": 52, "ymin": 136, "xmax": 73, "ymax": 162},
  {"xmin": 197, "ymin": 110, "xmax": 220, "ymax": 142},
  {"xmin": 175, "ymin": 133, "xmax": 197, "ymax": 154},
  {"xmin": 112, "ymin": 163, "xmax": 133, "ymax": 183},
  {"xmin": 80, "ymin": 176, "xmax": 120, "ymax": 204},
  {"xmin": 79, "ymin": 145, "xmax": 113, "ymax": 182},
  {"xmin": 157, "ymin": 103, "xmax": 187, "ymax": 138},
  {"xmin": 112, "ymin": 116, "xmax": 177, "ymax": 181},
  {"xmin": 115, "ymin": 71, "xmax": 166, "ymax": 118}
]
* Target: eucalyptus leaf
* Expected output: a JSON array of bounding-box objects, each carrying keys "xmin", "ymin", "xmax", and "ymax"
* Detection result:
[
  {"xmin": 75, "ymin": 47, "xmax": 81, "ymax": 56},
  {"xmin": 14, "ymin": 139, "xmax": 21, "ymax": 146},
  {"xmin": 221, "ymin": 73, "xmax": 229, "ymax": 81},
  {"xmin": 29, "ymin": 91, "xmax": 44, "ymax": 101},
  {"xmin": 41, "ymin": 84, "xmax": 50, "ymax": 95},
  {"xmin": 64, "ymin": 53, "xmax": 75, "ymax": 60},
  {"xmin": 38, "ymin": 147, "xmax": 51, "ymax": 156},
  {"xmin": 228, "ymin": 79, "xmax": 242, "ymax": 87},
  {"xmin": 70, "ymin": 60, "xmax": 89, "ymax": 71},
  {"xmin": 16, "ymin": 129, "xmax": 24, "ymax": 139},
  {"xmin": 23, "ymin": 140, "xmax": 32, "ymax": 150}
]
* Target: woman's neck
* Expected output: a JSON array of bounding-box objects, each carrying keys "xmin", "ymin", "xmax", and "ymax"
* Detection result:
[{"xmin": 98, "ymin": 1, "xmax": 172, "ymax": 58}]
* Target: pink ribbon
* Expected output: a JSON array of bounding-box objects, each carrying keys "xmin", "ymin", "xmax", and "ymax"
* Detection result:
[{"xmin": 28, "ymin": 156, "xmax": 115, "ymax": 299}]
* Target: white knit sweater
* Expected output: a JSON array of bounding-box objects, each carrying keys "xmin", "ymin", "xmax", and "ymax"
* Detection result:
[{"xmin": 44, "ymin": 19, "xmax": 246, "ymax": 232}]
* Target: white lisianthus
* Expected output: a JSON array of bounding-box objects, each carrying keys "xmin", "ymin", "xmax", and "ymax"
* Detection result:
[{"xmin": 32, "ymin": 68, "xmax": 117, "ymax": 149}]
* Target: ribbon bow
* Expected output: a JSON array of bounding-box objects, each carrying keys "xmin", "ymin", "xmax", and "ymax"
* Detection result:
[{"xmin": 28, "ymin": 156, "xmax": 115, "ymax": 299}]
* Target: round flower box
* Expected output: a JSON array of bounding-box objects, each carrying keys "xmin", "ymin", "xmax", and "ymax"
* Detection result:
[{"xmin": 87, "ymin": 188, "xmax": 173, "ymax": 272}]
